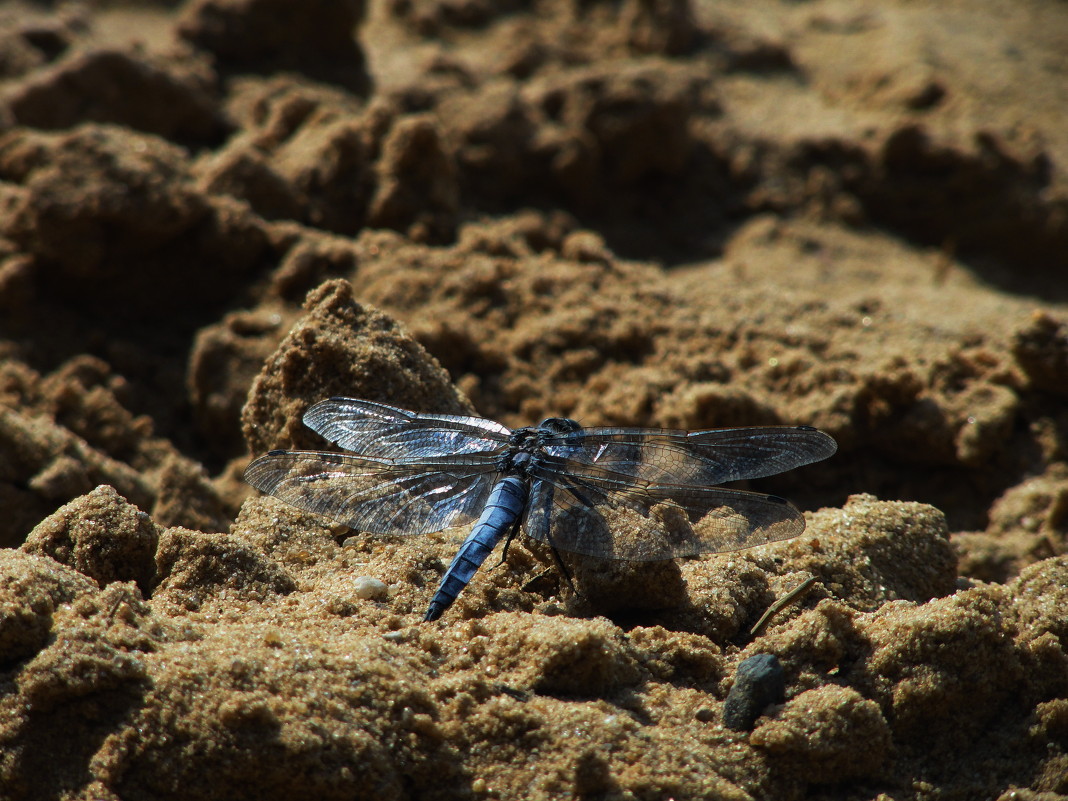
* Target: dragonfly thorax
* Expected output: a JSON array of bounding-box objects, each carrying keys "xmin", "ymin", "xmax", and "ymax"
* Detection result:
[{"xmin": 498, "ymin": 417, "xmax": 582, "ymax": 476}]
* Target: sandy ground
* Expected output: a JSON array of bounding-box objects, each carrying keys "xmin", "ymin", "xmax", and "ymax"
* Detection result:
[{"xmin": 1, "ymin": 0, "xmax": 1067, "ymax": 799}]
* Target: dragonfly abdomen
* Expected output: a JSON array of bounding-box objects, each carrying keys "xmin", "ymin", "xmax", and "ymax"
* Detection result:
[{"xmin": 423, "ymin": 475, "xmax": 529, "ymax": 621}]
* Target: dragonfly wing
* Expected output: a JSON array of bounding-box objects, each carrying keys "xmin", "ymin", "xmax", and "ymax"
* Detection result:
[
  {"xmin": 303, "ymin": 398, "xmax": 512, "ymax": 459},
  {"xmin": 524, "ymin": 461, "xmax": 806, "ymax": 561},
  {"xmin": 245, "ymin": 450, "xmax": 499, "ymax": 535},
  {"xmin": 542, "ymin": 426, "xmax": 837, "ymax": 486}
]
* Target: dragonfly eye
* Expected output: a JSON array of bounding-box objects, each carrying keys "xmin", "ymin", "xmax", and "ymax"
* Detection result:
[{"xmin": 538, "ymin": 417, "xmax": 582, "ymax": 434}]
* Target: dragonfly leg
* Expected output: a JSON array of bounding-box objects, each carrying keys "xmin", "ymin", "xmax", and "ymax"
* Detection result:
[
  {"xmin": 493, "ymin": 515, "xmax": 524, "ymax": 569},
  {"xmin": 500, "ymin": 510, "xmax": 576, "ymax": 598},
  {"xmin": 547, "ymin": 543, "xmax": 577, "ymax": 597}
]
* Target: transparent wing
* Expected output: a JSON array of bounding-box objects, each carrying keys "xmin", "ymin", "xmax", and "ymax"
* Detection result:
[
  {"xmin": 523, "ymin": 460, "xmax": 805, "ymax": 561},
  {"xmin": 303, "ymin": 398, "xmax": 512, "ymax": 460},
  {"xmin": 541, "ymin": 425, "xmax": 837, "ymax": 486},
  {"xmin": 244, "ymin": 450, "xmax": 500, "ymax": 535}
]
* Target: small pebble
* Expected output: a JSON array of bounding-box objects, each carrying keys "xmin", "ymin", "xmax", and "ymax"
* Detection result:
[
  {"xmin": 352, "ymin": 575, "xmax": 388, "ymax": 600},
  {"xmin": 723, "ymin": 653, "xmax": 786, "ymax": 731},
  {"xmin": 694, "ymin": 707, "xmax": 715, "ymax": 723}
]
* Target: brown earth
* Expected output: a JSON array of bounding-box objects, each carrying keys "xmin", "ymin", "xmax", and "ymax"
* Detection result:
[{"xmin": 1, "ymin": 1, "xmax": 1067, "ymax": 799}]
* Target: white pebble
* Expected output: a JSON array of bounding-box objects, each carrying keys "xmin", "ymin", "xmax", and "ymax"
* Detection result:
[{"xmin": 352, "ymin": 576, "xmax": 388, "ymax": 601}]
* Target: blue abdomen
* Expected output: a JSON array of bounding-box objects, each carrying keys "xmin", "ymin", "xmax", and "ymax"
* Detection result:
[{"xmin": 423, "ymin": 476, "xmax": 528, "ymax": 621}]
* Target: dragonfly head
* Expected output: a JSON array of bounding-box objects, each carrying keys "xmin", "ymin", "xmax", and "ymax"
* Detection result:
[
  {"xmin": 504, "ymin": 417, "xmax": 583, "ymax": 467},
  {"xmin": 537, "ymin": 417, "xmax": 582, "ymax": 434}
]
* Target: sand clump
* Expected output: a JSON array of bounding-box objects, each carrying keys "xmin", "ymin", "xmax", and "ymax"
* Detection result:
[{"xmin": 1, "ymin": 0, "xmax": 1067, "ymax": 799}]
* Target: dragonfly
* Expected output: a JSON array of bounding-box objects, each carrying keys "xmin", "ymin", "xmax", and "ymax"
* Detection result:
[{"xmin": 244, "ymin": 398, "xmax": 837, "ymax": 621}]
